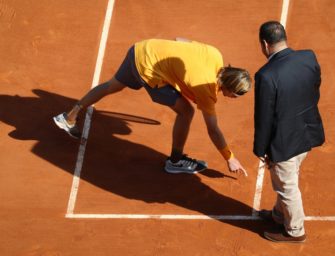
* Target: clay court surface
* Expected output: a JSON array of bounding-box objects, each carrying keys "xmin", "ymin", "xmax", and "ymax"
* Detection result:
[{"xmin": 1, "ymin": 0, "xmax": 335, "ymax": 255}]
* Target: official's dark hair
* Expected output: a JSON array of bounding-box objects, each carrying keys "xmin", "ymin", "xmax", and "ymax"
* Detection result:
[{"xmin": 259, "ymin": 21, "xmax": 287, "ymax": 45}]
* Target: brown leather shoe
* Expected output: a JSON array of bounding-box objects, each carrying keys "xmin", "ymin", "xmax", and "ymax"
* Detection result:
[
  {"xmin": 264, "ymin": 230, "xmax": 306, "ymax": 243},
  {"xmin": 259, "ymin": 209, "xmax": 285, "ymax": 231}
]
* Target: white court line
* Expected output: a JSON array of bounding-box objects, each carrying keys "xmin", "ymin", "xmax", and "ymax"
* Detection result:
[
  {"xmin": 280, "ymin": 0, "xmax": 290, "ymax": 28},
  {"xmin": 66, "ymin": 214, "xmax": 259, "ymax": 220},
  {"xmin": 251, "ymin": 161, "xmax": 266, "ymax": 216},
  {"xmin": 66, "ymin": 0, "xmax": 115, "ymax": 216},
  {"xmin": 251, "ymin": 0, "xmax": 291, "ymax": 217},
  {"xmin": 66, "ymin": 214, "xmax": 335, "ymax": 221}
]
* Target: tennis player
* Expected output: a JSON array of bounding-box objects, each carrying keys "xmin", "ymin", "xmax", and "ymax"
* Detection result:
[{"xmin": 53, "ymin": 38, "xmax": 251, "ymax": 175}]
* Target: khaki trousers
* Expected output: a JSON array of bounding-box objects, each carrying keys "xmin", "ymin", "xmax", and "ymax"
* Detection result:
[{"xmin": 269, "ymin": 152, "xmax": 308, "ymax": 237}]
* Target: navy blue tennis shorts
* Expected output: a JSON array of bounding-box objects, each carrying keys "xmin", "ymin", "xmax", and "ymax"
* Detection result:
[{"xmin": 114, "ymin": 46, "xmax": 181, "ymax": 107}]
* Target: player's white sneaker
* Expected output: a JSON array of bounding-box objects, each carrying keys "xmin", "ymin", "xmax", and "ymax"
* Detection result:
[
  {"xmin": 53, "ymin": 112, "xmax": 81, "ymax": 139},
  {"xmin": 165, "ymin": 155, "xmax": 208, "ymax": 174}
]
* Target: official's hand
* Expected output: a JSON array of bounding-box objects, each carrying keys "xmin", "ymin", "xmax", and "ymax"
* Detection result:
[
  {"xmin": 259, "ymin": 155, "xmax": 270, "ymax": 168},
  {"xmin": 227, "ymin": 157, "xmax": 248, "ymax": 177}
]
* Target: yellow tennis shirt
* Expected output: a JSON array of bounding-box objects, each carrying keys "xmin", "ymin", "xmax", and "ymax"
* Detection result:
[{"xmin": 134, "ymin": 39, "xmax": 223, "ymax": 115}]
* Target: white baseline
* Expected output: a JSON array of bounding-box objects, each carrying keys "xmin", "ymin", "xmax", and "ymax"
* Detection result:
[{"xmin": 66, "ymin": 214, "xmax": 335, "ymax": 221}]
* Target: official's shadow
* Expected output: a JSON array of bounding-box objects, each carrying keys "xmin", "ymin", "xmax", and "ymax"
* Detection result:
[{"xmin": 0, "ymin": 89, "xmax": 269, "ymax": 236}]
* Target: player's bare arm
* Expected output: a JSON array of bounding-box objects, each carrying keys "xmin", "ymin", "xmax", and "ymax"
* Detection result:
[{"xmin": 202, "ymin": 111, "xmax": 248, "ymax": 176}]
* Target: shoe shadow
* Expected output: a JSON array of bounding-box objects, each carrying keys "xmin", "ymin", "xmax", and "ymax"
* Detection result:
[{"xmin": 0, "ymin": 89, "xmax": 264, "ymax": 235}]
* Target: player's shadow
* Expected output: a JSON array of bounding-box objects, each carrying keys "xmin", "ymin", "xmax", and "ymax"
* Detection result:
[{"xmin": 0, "ymin": 89, "xmax": 267, "ymax": 236}]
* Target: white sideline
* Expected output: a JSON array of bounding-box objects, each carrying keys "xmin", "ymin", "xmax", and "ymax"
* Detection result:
[
  {"xmin": 66, "ymin": 0, "xmax": 115, "ymax": 215},
  {"xmin": 280, "ymin": 0, "xmax": 290, "ymax": 28},
  {"xmin": 251, "ymin": 0, "xmax": 291, "ymax": 216},
  {"xmin": 251, "ymin": 161, "xmax": 266, "ymax": 216}
]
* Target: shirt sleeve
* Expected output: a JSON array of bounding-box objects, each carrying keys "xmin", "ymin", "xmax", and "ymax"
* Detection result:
[{"xmin": 193, "ymin": 84, "xmax": 217, "ymax": 116}]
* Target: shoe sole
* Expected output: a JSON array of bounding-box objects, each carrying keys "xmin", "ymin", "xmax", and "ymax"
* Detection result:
[
  {"xmin": 53, "ymin": 116, "xmax": 80, "ymax": 139},
  {"xmin": 264, "ymin": 232, "xmax": 306, "ymax": 243},
  {"xmin": 164, "ymin": 166, "xmax": 207, "ymax": 174}
]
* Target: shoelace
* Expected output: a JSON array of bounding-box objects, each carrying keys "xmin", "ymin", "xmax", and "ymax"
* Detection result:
[{"xmin": 179, "ymin": 155, "xmax": 198, "ymax": 169}]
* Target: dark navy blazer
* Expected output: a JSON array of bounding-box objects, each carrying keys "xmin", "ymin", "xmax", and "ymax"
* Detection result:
[{"xmin": 253, "ymin": 48, "xmax": 325, "ymax": 162}]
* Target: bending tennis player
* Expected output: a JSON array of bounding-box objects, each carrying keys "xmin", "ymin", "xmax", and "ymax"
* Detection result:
[{"xmin": 53, "ymin": 38, "xmax": 251, "ymax": 175}]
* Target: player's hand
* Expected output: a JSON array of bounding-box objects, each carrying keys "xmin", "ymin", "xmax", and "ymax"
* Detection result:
[{"xmin": 227, "ymin": 157, "xmax": 248, "ymax": 177}]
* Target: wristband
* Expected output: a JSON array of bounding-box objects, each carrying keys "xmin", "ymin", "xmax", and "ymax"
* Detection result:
[{"xmin": 219, "ymin": 145, "xmax": 234, "ymax": 160}]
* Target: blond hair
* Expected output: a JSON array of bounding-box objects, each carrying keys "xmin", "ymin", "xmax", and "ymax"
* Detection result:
[{"xmin": 218, "ymin": 66, "xmax": 251, "ymax": 95}]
